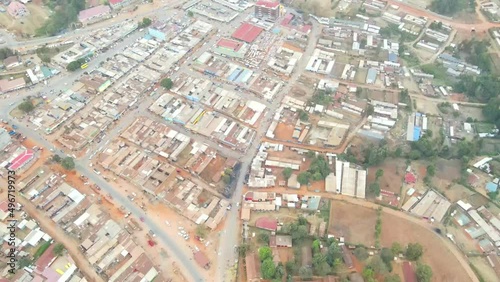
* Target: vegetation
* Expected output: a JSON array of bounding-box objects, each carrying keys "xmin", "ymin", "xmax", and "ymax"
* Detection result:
[
  {"xmin": 18, "ymin": 257, "xmax": 33, "ymax": 269},
  {"xmin": 398, "ymin": 89, "xmax": 411, "ymax": 110},
  {"xmin": 374, "ymin": 207, "xmax": 382, "ymax": 248},
  {"xmin": 18, "ymin": 100, "xmax": 35, "ymax": 113},
  {"xmin": 237, "ymin": 243, "xmax": 250, "ymax": 257},
  {"xmin": 430, "ymin": 0, "xmax": 472, "ymax": 16},
  {"xmin": 66, "ymin": 58, "xmax": 87, "ymax": 71},
  {"xmin": 195, "ymin": 225, "xmax": 208, "ymax": 239},
  {"xmin": 138, "ymin": 17, "xmax": 152, "ymax": 28},
  {"xmin": 34, "ymin": 242, "xmax": 51, "ymax": 260},
  {"xmin": 53, "ymin": 243, "xmax": 65, "ymax": 256},
  {"xmin": 281, "ymin": 217, "xmax": 309, "ymax": 243},
  {"xmin": 354, "ymin": 246, "xmax": 369, "ymax": 261},
  {"xmin": 0, "ymin": 48, "xmax": 15, "ymax": 60},
  {"xmin": 420, "ymin": 63, "xmax": 450, "ymax": 82},
  {"xmin": 282, "ymin": 167, "xmax": 293, "ymax": 180},
  {"xmin": 298, "ymin": 109, "xmax": 309, "ymax": 122},
  {"xmin": 61, "ymin": 157, "xmax": 75, "ymax": 170},
  {"xmin": 380, "ymin": 248, "xmax": 394, "ymax": 272},
  {"xmin": 384, "ymin": 274, "xmax": 402, "ymax": 282},
  {"xmin": 37, "ymin": 0, "xmax": 86, "ymax": 36},
  {"xmin": 259, "ymin": 246, "xmax": 282, "ymax": 280},
  {"xmin": 458, "ymin": 39, "xmax": 491, "ymax": 72},
  {"xmin": 405, "ymin": 243, "xmax": 423, "ymax": 261},
  {"xmin": 52, "ymin": 154, "xmax": 62, "ymax": 163},
  {"xmin": 161, "ymin": 78, "xmax": 174, "ymax": 90},
  {"xmin": 368, "ymin": 182, "xmax": 381, "ymax": 197},
  {"xmin": 258, "ymin": 232, "xmax": 270, "ymax": 244},
  {"xmin": 309, "ymin": 89, "xmax": 333, "ymax": 105},
  {"xmin": 296, "ymin": 155, "xmax": 331, "ymax": 184},
  {"xmin": 221, "ymin": 168, "xmax": 233, "ymax": 184},
  {"xmin": 391, "ymin": 242, "xmax": 403, "ymax": 255},
  {"xmin": 187, "ymin": 10, "xmax": 194, "ymax": 17},
  {"xmin": 416, "ymin": 263, "xmax": 433, "ymax": 282},
  {"xmin": 36, "ymin": 46, "xmax": 61, "ymax": 63}
]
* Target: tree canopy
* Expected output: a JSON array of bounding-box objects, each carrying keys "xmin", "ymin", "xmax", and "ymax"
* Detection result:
[
  {"xmin": 18, "ymin": 100, "xmax": 34, "ymax": 113},
  {"xmin": 259, "ymin": 246, "xmax": 272, "ymax": 261},
  {"xmin": 61, "ymin": 157, "xmax": 75, "ymax": 170},
  {"xmin": 405, "ymin": 243, "xmax": 423, "ymax": 261},
  {"xmin": 282, "ymin": 167, "xmax": 293, "ymax": 180},
  {"xmin": 161, "ymin": 78, "xmax": 174, "ymax": 90},
  {"xmin": 416, "ymin": 263, "xmax": 433, "ymax": 282}
]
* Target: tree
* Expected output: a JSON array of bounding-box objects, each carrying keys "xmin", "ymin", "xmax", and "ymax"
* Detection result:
[
  {"xmin": 384, "ymin": 274, "xmax": 402, "ymax": 282},
  {"xmin": 161, "ymin": 78, "xmax": 174, "ymax": 90},
  {"xmin": 297, "ymin": 172, "xmax": 311, "ymax": 185},
  {"xmin": 259, "ymin": 246, "xmax": 272, "ymax": 261},
  {"xmin": 416, "ymin": 263, "xmax": 433, "ymax": 282},
  {"xmin": 391, "ymin": 242, "xmax": 403, "ymax": 255},
  {"xmin": 258, "ymin": 232, "xmax": 270, "ymax": 244},
  {"xmin": 354, "ymin": 247, "xmax": 369, "ymax": 261},
  {"xmin": 285, "ymin": 261, "xmax": 296, "ymax": 275},
  {"xmin": 376, "ymin": 169, "xmax": 384, "ymax": 179},
  {"xmin": 18, "ymin": 100, "xmax": 34, "ymax": 113},
  {"xmin": 237, "ymin": 244, "xmax": 250, "ymax": 257},
  {"xmin": 312, "ymin": 239, "xmax": 321, "ymax": 254},
  {"xmin": 187, "ymin": 10, "xmax": 194, "ymax": 17},
  {"xmin": 282, "ymin": 167, "xmax": 293, "ymax": 180},
  {"xmin": 261, "ymin": 258, "xmax": 276, "ymax": 279},
  {"xmin": 368, "ymin": 255, "xmax": 388, "ymax": 274},
  {"xmin": 17, "ymin": 257, "xmax": 32, "ymax": 269},
  {"xmin": 313, "ymin": 253, "xmax": 331, "ymax": 276},
  {"xmin": 426, "ymin": 164, "xmax": 435, "ymax": 177},
  {"xmin": 61, "ymin": 157, "xmax": 75, "ymax": 170},
  {"xmin": 53, "ymin": 243, "xmax": 65, "ymax": 256},
  {"xmin": 298, "ymin": 109, "xmax": 309, "ymax": 121},
  {"xmin": 394, "ymin": 147, "xmax": 403, "ymax": 157},
  {"xmin": 299, "ymin": 266, "xmax": 312, "ymax": 280},
  {"xmin": 52, "ymin": 154, "xmax": 62, "ymax": 163},
  {"xmin": 380, "ymin": 248, "xmax": 394, "ymax": 271},
  {"xmin": 66, "ymin": 60, "xmax": 82, "ymax": 71},
  {"xmin": 195, "ymin": 225, "xmax": 208, "ymax": 239},
  {"xmin": 362, "ymin": 268, "xmax": 376, "ymax": 282},
  {"xmin": 368, "ymin": 182, "xmax": 381, "ymax": 197},
  {"xmin": 405, "ymin": 243, "xmax": 423, "ymax": 261},
  {"xmin": 139, "ymin": 17, "xmax": 152, "ymax": 27},
  {"xmin": 221, "ymin": 173, "xmax": 231, "ymax": 184}
]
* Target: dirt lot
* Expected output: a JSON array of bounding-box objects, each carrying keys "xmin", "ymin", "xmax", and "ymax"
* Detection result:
[
  {"xmin": 381, "ymin": 211, "xmax": 473, "ymax": 282},
  {"xmin": 367, "ymin": 158, "xmax": 406, "ymax": 195},
  {"xmin": 274, "ymin": 122, "xmax": 296, "ymax": 141},
  {"xmin": 460, "ymin": 105, "xmax": 485, "ymax": 121},
  {"xmin": 441, "ymin": 183, "xmax": 475, "ymax": 202},
  {"xmin": 411, "ymin": 96, "xmax": 441, "ymax": 115},
  {"xmin": 199, "ymin": 156, "xmax": 227, "ymax": 184},
  {"xmin": 0, "ymin": 3, "xmax": 51, "ymax": 35},
  {"xmin": 329, "ymin": 201, "xmax": 377, "ymax": 246}
]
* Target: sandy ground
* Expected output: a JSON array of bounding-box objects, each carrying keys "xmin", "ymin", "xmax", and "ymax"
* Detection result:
[{"xmin": 329, "ymin": 201, "xmax": 377, "ymax": 246}]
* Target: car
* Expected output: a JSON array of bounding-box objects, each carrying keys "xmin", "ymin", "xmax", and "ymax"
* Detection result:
[
  {"xmin": 226, "ymin": 204, "xmax": 232, "ymax": 210},
  {"xmin": 139, "ymin": 217, "xmax": 145, "ymax": 222}
]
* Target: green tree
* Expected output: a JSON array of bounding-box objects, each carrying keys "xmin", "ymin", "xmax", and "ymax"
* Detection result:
[
  {"xmin": 362, "ymin": 267, "xmax": 376, "ymax": 282},
  {"xmin": 52, "ymin": 154, "xmax": 62, "ymax": 163},
  {"xmin": 61, "ymin": 157, "xmax": 75, "ymax": 170},
  {"xmin": 261, "ymin": 258, "xmax": 276, "ymax": 279},
  {"xmin": 195, "ymin": 225, "xmax": 208, "ymax": 239},
  {"xmin": 275, "ymin": 262, "xmax": 285, "ymax": 279},
  {"xmin": 18, "ymin": 100, "xmax": 34, "ymax": 113},
  {"xmin": 391, "ymin": 242, "xmax": 403, "ymax": 255},
  {"xmin": 426, "ymin": 164, "xmax": 436, "ymax": 177},
  {"xmin": 282, "ymin": 167, "xmax": 293, "ymax": 180},
  {"xmin": 312, "ymin": 239, "xmax": 321, "ymax": 254},
  {"xmin": 313, "ymin": 253, "xmax": 331, "ymax": 276},
  {"xmin": 354, "ymin": 246, "xmax": 369, "ymax": 261},
  {"xmin": 299, "ymin": 266, "xmax": 312, "ymax": 280},
  {"xmin": 221, "ymin": 174, "xmax": 231, "ymax": 184},
  {"xmin": 17, "ymin": 257, "xmax": 32, "ymax": 269},
  {"xmin": 368, "ymin": 255, "xmax": 388, "ymax": 274},
  {"xmin": 380, "ymin": 248, "xmax": 394, "ymax": 271},
  {"xmin": 416, "ymin": 263, "xmax": 433, "ymax": 282},
  {"xmin": 298, "ymin": 109, "xmax": 309, "ymax": 121},
  {"xmin": 53, "ymin": 243, "xmax": 65, "ymax": 256},
  {"xmin": 285, "ymin": 261, "xmax": 296, "ymax": 275},
  {"xmin": 368, "ymin": 182, "xmax": 381, "ymax": 197},
  {"xmin": 384, "ymin": 274, "xmax": 402, "ymax": 282},
  {"xmin": 405, "ymin": 243, "xmax": 423, "ymax": 261},
  {"xmin": 297, "ymin": 172, "xmax": 311, "ymax": 185},
  {"xmin": 259, "ymin": 246, "xmax": 272, "ymax": 261},
  {"xmin": 0, "ymin": 47, "xmax": 15, "ymax": 60},
  {"xmin": 187, "ymin": 10, "xmax": 194, "ymax": 17},
  {"xmin": 161, "ymin": 78, "xmax": 174, "ymax": 90},
  {"xmin": 376, "ymin": 169, "xmax": 384, "ymax": 179},
  {"xmin": 66, "ymin": 60, "xmax": 82, "ymax": 71},
  {"xmin": 237, "ymin": 244, "xmax": 250, "ymax": 257},
  {"xmin": 258, "ymin": 232, "xmax": 270, "ymax": 244},
  {"xmin": 139, "ymin": 17, "xmax": 152, "ymax": 27}
]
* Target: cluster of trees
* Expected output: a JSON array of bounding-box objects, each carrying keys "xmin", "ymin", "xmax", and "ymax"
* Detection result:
[
  {"xmin": 297, "ymin": 155, "xmax": 331, "ymax": 185},
  {"xmin": 52, "ymin": 155, "xmax": 75, "ymax": 170},
  {"xmin": 430, "ymin": 0, "xmax": 472, "ymax": 16},
  {"xmin": 161, "ymin": 78, "xmax": 173, "ymax": 90},
  {"xmin": 368, "ymin": 169, "xmax": 384, "ymax": 197},
  {"xmin": 398, "ymin": 89, "xmax": 411, "ymax": 110},
  {"xmin": 309, "ymin": 89, "xmax": 333, "ymax": 105},
  {"xmin": 36, "ymin": 46, "xmax": 60, "ymax": 63},
  {"xmin": 298, "ymin": 109, "xmax": 309, "ymax": 122},
  {"xmin": 0, "ymin": 48, "xmax": 15, "ymax": 60},
  {"xmin": 18, "ymin": 99, "xmax": 35, "ymax": 113},
  {"xmin": 66, "ymin": 58, "xmax": 87, "ymax": 71},
  {"xmin": 259, "ymin": 247, "xmax": 285, "ymax": 281},
  {"xmin": 138, "ymin": 17, "xmax": 152, "ymax": 28},
  {"xmin": 458, "ymin": 39, "xmax": 491, "ymax": 72},
  {"xmin": 281, "ymin": 216, "xmax": 310, "ymax": 243},
  {"xmin": 374, "ymin": 207, "xmax": 382, "ymax": 247},
  {"xmin": 221, "ymin": 168, "xmax": 233, "ymax": 184},
  {"xmin": 36, "ymin": 0, "xmax": 85, "ymax": 36}
]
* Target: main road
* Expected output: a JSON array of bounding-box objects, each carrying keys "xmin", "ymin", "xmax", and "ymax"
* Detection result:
[{"xmin": 214, "ymin": 20, "xmax": 323, "ymax": 282}]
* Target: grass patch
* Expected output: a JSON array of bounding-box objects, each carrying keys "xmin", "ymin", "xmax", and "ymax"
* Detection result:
[
  {"xmin": 33, "ymin": 241, "xmax": 51, "ymax": 260},
  {"xmin": 420, "ymin": 63, "xmax": 451, "ymax": 83},
  {"xmin": 474, "ymin": 123, "xmax": 496, "ymax": 134}
]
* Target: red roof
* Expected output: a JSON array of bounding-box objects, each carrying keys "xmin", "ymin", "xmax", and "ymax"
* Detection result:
[
  {"xmin": 281, "ymin": 13, "xmax": 294, "ymax": 25},
  {"xmin": 217, "ymin": 38, "xmax": 243, "ymax": 51},
  {"xmin": 255, "ymin": 217, "xmax": 278, "ymax": 231},
  {"xmin": 9, "ymin": 149, "xmax": 34, "ymax": 171},
  {"xmin": 193, "ymin": 251, "xmax": 210, "ymax": 268},
  {"xmin": 35, "ymin": 244, "xmax": 55, "ymax": 274},
  {"xmin": 109, "ymin": 0, "xmax": 123, "ymax": 4},
  {"xmin": 256, "ymin": 0, "xmax": 280, "ymax": 8},
  {"xmin": 232, "ymin": 23, "xmax": 263, "ymax": 43},
  {"xmin": 402, "ymin": 262, "xmax": 417, "ymax": 282},
  {"xmin": 405, "ymin": 172, "xmax": 416, "ymax": 184},
  {"xmin": 0, "ymin": 201, "xmax": 8, "ymax": 212}
]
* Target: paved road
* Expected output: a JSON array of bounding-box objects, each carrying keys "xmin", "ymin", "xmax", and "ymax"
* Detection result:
[{"xmin": 214, "ymin": 20, "xmax": 323, "ymax": 282}]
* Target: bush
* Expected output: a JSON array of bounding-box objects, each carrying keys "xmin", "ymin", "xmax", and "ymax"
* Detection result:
[
  {"xmin": 416, "ymin": 263, "xmax": 433, "ymax": 282},
  {"xmin": 405, "ymin": 243, "xmax": 423, "ymax": 261},
  {"xmin": 282, "ymin": 167, "xmax": 293, "ymax": 180},
  {"xmin": 354, "ymin": 247, "xmax": 369, "ymax": 261},
  {"xmin": 161, "ymin": 78, "xmax": 174, "ymax": 90},
  {"xmin": 61, "ymin": 157, "xmax": 75, "ymax": 170},
  {"xmin": 53, "ymin": 243, "xmax": 65, "ymax": 256},
  {"xmin": 18, "ymin": 100, "xmax": 35, "ymax": 113}
]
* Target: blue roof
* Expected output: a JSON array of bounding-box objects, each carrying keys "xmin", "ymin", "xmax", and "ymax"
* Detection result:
[
  {"xmin": 388, "ymin": 52, "xmax": 398, "ymax": 63},
  {"xmin": 272, "ymin": 27, "xmax": 280, "ymax": 34},
  {"xmin": 227, "ymin": 68, "xmax": 242, "ymax": 81},
  {"xmin": 413, "ymin": 127, "xmax": 421, "ymax": 141},
  {"xmin": 41, "ymin": 66, "xmax": 53, "ymax": 78},
  {"xmin": 486, "ymin": 182, "xmax": 498, "ymax": 192}
]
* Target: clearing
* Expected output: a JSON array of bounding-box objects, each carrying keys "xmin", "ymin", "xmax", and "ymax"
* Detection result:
[
  {"xmin": 0, "ymin": 3, "xmax": 51, "ymax": 36},
  {"xmin": 329, "ymin": 201, "xmax": 377, "ymax": 246},
  {"xmin": 366, "ymin": 158, "xmax": 405, "ymax": 194}
]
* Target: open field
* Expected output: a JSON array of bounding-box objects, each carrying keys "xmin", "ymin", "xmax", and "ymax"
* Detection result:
[
  {"xmin": 380, "ymin": 212, "xmax": 473, "ymax": 282},
  {"xmin": 0, "ymin": 4, "xmax": 51, "ymax": 36},
  {"xmin": 367, "ymin": 158, "xmax": 405, "ymax": 194},
  {"xmin": 329, "ymin": 201, "xmax": 377, "ymax": 246},
  {"xmin": 291, "ymin": 0, "xmax": 338, "ymax": 17}
]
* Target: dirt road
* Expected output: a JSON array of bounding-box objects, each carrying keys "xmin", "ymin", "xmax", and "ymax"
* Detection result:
[
  {"xmin": 16, "ymin": 195, "xmax": 104, "ymax": 282},
  {"xmin": 254, "ymin": 187, "xmax": 479, "ymax": 282}
]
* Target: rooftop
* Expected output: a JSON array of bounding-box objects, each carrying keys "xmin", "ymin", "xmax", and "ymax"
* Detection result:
[{"xmin": 232, "ymin": 23, "xmax": 263, "ymax": 43}]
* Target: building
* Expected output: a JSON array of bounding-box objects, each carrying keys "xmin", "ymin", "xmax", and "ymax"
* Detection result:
[
  {"xmin": 3, "ymin": 56, "xmax": 21, "ymax": 69},
  {"xmin": 0, "ymin": 128, "xmax": 11, "ymax": 150},
  {"xmin": 232, "ymin": 22, "xmax": 264, "ymax": 43},
  {"xmin": 254, "ymin": 0, "xmax": 282, "ymax": 21},
  {"xmin": 255, "ymin": 217, "xmax": 278, "ymax": 231},
  {"xmin": 109, "ymin": 0, "xmax": 133, "ymax": 9},
  {"xmin": 366, "ymin": 68, "xmax": 377, "ymax": 84},
  {"xmin": 270, "ymin": 235, "xmax": 292, "ymax": 247},
  {"xmin": 8, "ymin": 149, "xmax": 35, "ymax": 171},
  {"xmin": 193, "ymin": 251, "xmax": 210, "ymax": 269},
  {"xmin": 0, "ymin": 77, "xmax": 26, "ymax": 92},
  {"xmin": 7, "ymin": 1, "xmax": 30, "ymax": 18},
  {"xmin": 214, "ymin": 38, "xmax": 248, "ymax": 58},
  {"xmin": 78, "ymin": 5, "xmax": 111, "ymax": 25}
]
